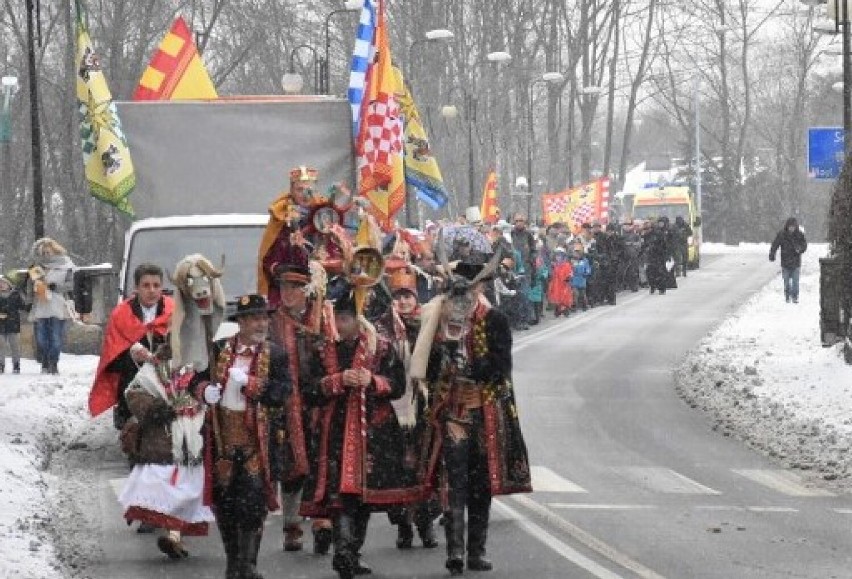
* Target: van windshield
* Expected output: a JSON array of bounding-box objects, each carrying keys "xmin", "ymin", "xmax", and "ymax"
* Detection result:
[
  {"xmin": 632, "ymin": 203, "xmax": 690, "ymax": 222},
  {"xmin": 124, "ymin": 225, "xmax": 267, "ymax": 299}
]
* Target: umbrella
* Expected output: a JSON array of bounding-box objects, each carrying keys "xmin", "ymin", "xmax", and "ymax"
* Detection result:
[{"xmin": 439, "ymin": 225, "xmax": 494, "ymax": 255}]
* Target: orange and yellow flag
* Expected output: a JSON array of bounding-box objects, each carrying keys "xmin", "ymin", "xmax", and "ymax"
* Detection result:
[
  {"xmin": 133, "ymin": 16, "xmax": 217, "ymax": 100},
  {"xmin": 356, "ymin": 0, "xmax": 405, "ymax": 230},
  {"xmin": 480, "ymin": 170, "xmax": 500, "ymax": 224}
]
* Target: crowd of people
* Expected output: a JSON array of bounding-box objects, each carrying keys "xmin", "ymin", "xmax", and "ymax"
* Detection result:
[
  {"xmin": 87, "ymin": 166, "xmax": 532, "ymax": 579},
  {"xmin": 431, "ymin": 209, "xmax": 695, "ymax": 333}
]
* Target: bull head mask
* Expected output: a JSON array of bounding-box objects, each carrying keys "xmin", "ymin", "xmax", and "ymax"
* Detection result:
[{"xmin": 435, "ymin": 229, "xmax": 501, "ymax": 342}]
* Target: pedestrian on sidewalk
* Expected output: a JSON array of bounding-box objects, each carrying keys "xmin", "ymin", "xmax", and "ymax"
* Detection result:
[
  {"xmin": 0, "ymin": 275, "xmax": 25, "ymax": 374},
  {"xmin": 769, "ymin": 217, "xmax": 807, "ymax": 304}
]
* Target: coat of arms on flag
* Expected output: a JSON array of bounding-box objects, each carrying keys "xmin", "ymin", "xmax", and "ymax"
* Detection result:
[
  {"xmin": 76, "ymin": 0, "xmax": 136, "ymax": 216},
  {"xmin": 541, "ymin": 178, "xmax": 610, "ymax": 230}
]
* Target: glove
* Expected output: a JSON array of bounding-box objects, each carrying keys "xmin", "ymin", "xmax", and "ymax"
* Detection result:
[
  {"xmin": 769, "ymin": 255, "xmax": 775, "ymax": 262},
  {"xmin": 48, "ymin": 283, "xmax": 57, "ymax": 291},
  {"xmin": 228, "ymin": 366, "xmax": 249, "ymax": 386},
  {"xmin": 204, "ymin": 383, "xmax": 222, "ymax": 405}
]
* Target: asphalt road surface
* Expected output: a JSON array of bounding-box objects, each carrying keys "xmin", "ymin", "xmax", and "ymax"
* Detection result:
[{"xmin": 76, "ymin": 252, "xmax": 852, "ymax": 579}]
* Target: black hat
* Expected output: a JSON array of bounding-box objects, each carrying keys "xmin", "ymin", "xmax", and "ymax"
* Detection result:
[
  {"xmin": 453, "ymin": 262, "xmax": 485, "ymax": 282},
  {"xmin": 327, "ymin": 276, "xmax": 357, "ymax": 314},
  {"xmin": 228, "ymin": 294, "xmax": 274, "ymax": 321}
]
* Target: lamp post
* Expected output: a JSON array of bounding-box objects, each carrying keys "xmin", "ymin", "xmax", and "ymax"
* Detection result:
[
  {"xmin": 526, "ymin": 72, "xmax": 565, "ymax": 220},
  {"xmin": 441, "ymin": 51, "xmax": 512, "ymax": 215},
  {"xmin": 323, "ymin": 0, "xmax": 361, "ymax": 95},
  {"xmin": 284, "ymin": 44, "xmax": 320, "ymax": 94},
  {"xmin": 406, "ymin": 28, "xmax": 454, "ymax": 88},
  {"xmin": 25, "ymin": 0, "xmax": 43, "ymax": 240}
]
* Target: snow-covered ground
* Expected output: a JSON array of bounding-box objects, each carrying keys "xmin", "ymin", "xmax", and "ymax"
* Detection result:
[
  {"xmin": 1, "ymin": 242, "xmax": 850, "ymax": 577},
  {"xmin": 678, "ymin": 242, "xmax": 852, "ymax": 488}
]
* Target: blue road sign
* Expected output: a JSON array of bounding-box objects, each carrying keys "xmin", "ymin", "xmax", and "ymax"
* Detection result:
[{"xmin": 807, "ymin": 127, "xmax": 845, "ymax": 180}]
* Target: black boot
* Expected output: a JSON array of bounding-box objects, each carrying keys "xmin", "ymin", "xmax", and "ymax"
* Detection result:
[
  {"xmin": 351, "ymin": 510, "xmax": 371, "ymax": 575},
  {"xmin": 12, "ymin": 362, "xmax": 19, "ymax": 374},
  {"xmin": 467, "ymin": 501, "xmax": 492, "ymax": 571},
  {"xmin": 218, "ymin": 521, "xmax": 240, "ymax": 579},
  {"xmin": 418, "ymin": 521, "xmax": 438, "ymax": 549},
  {"xmin": 333, "ymin": 514, "xmax": 356, "ymax": 579},
  {"xmin": 396, "ymin": 522, "xmax": 414, "ymax": 549},
  {"xmin": 314, "ymin": 524, "xmax": 333, "ymax": 555},
  {"xmin": 243, "ymin": 527, "xmax": 265, "ymax": 579},
  {"xmin": 445, "ymin": 508, "xmax": 465, "ymax": 575}
]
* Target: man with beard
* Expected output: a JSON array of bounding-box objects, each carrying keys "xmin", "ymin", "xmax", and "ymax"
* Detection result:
[
  {"xmin": 376, "ymin": 266, "xmax": 439, "ymax": 551},
  {"xmin": 301, "ymin": 279, "xmax": 416, "ymax": 579},
  {"xmin": 194, "ymin": 294, "xmax": 290, "ymax": 579},
  {"xmin": 411, "ymin": 257, "xmax": 532, "ymax": 575}
]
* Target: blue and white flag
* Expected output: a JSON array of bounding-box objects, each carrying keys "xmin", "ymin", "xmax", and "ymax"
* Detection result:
[{"xmin": 347, "ymin": 0, "xmax": 377, "ymax": 138}]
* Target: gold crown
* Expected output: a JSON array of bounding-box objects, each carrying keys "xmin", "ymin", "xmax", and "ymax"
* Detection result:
[{"xmin": 290, "ymin": 166, "xmax": 319, "ymax": 182}]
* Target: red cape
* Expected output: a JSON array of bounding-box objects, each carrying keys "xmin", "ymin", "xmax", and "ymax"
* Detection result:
[{"xmin": 88, "ymin": 296, "xmax": 174, "ymax": 417}]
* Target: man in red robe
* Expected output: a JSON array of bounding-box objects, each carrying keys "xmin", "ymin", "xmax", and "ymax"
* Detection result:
[{"xmin": 89, "ymin": 263, "xmax": 173, "ymax": 430}]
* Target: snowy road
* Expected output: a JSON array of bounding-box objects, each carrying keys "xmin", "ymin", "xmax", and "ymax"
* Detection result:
[{"xmin": 48, "ymin": 251, "xmax": 852, "ymax": 579}]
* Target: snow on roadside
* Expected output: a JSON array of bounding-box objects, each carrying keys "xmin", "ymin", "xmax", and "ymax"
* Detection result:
[
  {"xmin": 0, "ymin": 356, "xmax": 99, "ymax": 579},
  {"xmin": 678, "ymin": 243, "xmax": 852, "ymax": 490}
]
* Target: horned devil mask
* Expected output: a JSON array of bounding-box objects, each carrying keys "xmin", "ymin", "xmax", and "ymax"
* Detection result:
[{"xmin": 435, "ymin": 229, "xmax": 501, "ymax": 342}]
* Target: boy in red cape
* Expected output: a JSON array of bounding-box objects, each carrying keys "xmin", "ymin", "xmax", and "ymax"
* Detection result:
[{"xmin": 89, "ymin": 264, "xmax": 174, "ymax": 426}]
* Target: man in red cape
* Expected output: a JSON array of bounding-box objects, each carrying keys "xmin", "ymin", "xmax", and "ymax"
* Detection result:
[{"xmin": 89, "ymin": 264, "xmax": 174, "ymax": 423}]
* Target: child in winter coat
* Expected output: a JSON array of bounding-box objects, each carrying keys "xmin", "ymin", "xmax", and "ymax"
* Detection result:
[
  {"xmin": 547, "ymin": 247, "xmax": 574, "ymax": 316},
  {"xmin": 0, "ymin": 275, "xmax": 25, "ymax": 374},
  {"xmin": 526, "ymin": 255, "xmax": 550, "ymax": 325},
  {"xmin": 570, "ymin": 247, "xmax": 592, "ymax": 311}
]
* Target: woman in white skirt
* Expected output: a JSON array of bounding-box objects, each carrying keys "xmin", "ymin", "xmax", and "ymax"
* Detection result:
[{"xmin": 119, "ymin": 363, "xmax": 214, "ymax": 558}]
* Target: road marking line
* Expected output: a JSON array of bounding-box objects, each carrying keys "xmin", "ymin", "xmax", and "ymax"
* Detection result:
[
  {"xmin": 531, "ymin": 466, "xmax": 588, "ymax": 493},
  {"xmin": 549, "ymin": 503, "xmax": 655, "ymax": 511},
  {"xmin": 695, "ymin": 505, "xmax": 746, "ymax": 511},
  {"xmin": 731, "ymin": 469, "xmax": 835, "ymax": 497},
  {"xmin": 614, "ymin": 467, "xmax": 721, "ymax": 495},
  {"xmin": 494, "ymin": 499, "xmax": 626, "ymax": 579},
  {"xmin": 506, "ymin": 494, "xmax": 667, "ymax": 579},
  {"xmin": 109, "ymin": 477, "xmax": 126, "ymax": 499},
  {"xmin": 746, "ymin": 506, "xmax": 798, "ymax": 513},
  {"xmin": 832, "ymin": 508, "xmax": 852, "ymax": 514}
]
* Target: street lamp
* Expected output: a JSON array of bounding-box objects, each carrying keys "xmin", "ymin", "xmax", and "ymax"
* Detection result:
[
  {"xmin": 283, "ymin": 44, "xmax": 320, "ymax": 94},
  {"xmin": 406, "ymin": 28, "xmax": 454, "ymax": 88},
  {"xmin": 527, "ymin": 71, "xmax": 565, "ymax": 219},
  {"xmin": 441, "ymin": 52, "xmax": 513, "ymax": 213},
  {"xmin": 323, "ymin": 0, "xmax": 361, "ymax": 95}
]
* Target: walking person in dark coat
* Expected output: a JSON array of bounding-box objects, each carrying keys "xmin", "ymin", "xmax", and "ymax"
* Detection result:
[
  {"xmin": 769, "ymin": 217, "xmax": 808, "ymax": 303},
  {"xmin": 672, "ymin": 216, "xmax": 693, "ymax": 277},
  {"xmin": 644, "ymin": 219, "xmax": 673, "ymax": 295},
  {"xmin": 0, "ymin": 275, "xmax": 25, "ymax": 374}
]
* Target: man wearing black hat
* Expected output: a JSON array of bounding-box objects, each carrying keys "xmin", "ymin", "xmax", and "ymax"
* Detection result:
[
  {"xmin": 267, "ymin": 248, "xmax": 333, "ymax": 554},
  {"xmin": 300, "ymin": 279, "xmax": 415, "ymax": 579},
  {"xmin": 193, "ymin": 294, "xmax": 290, "ymax": 579},
  {"xmin": 411, "ymin": 258, "xmax": 532, "ymax": 575}
]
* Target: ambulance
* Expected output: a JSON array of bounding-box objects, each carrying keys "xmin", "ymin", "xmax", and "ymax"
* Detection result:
[{"xmin": 631, "ymin": 185, "xmax": 701, "ymax": 268}]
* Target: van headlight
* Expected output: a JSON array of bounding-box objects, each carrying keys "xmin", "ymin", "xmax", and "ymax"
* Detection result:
[{"xmin": 687, "ymin": 236, "xmax": 694, "ymax": 244}]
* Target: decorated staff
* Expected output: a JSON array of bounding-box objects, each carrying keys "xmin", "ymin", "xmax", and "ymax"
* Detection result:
[
  {"xmin": 411, "ymin": 232, "xmax": 533, "ymax": 575},
  {"xmin": 192, "ymin": 294, "xmax": 291, "ymax": 579}
]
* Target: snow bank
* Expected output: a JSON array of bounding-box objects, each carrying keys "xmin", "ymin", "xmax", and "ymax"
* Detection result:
[{"xmin": 676, "ymin": 243, "xmax": 852, "ymax": 489}]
